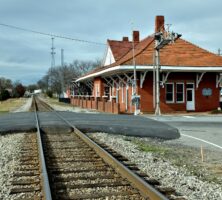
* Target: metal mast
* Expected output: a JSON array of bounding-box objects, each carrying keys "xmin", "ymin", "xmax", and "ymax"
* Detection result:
[
  {"xmin": 61, "ymin": 48, "xmax": 64, "ymax": 67},
  {"xmin": 51, "ymin": 37, "xmax": 55, "ymax": 68}
]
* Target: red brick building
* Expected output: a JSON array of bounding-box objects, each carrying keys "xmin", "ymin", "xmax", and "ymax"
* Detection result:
[{"xmin": 71, "ymin": 16, "xmax": 222, "ymax": 114}]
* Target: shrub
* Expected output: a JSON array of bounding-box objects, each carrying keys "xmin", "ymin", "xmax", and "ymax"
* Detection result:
[
  {"xmin": 46, "ymin": 90, "xmax": 53, "ymax": 98},
  {"xmin": 0, "ymin": 90, "xmax": 10, "ymax": 101}
]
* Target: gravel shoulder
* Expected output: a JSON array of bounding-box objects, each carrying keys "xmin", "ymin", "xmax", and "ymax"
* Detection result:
[
  {"xmin": 89, "ymin": 133, "xmax": 222, "ymax": 200},
  {"xmin": 12, "ymin": 97, "xmax": 32, "ymax": 112}
]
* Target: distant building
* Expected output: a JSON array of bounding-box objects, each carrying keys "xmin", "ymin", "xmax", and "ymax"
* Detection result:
[
  {"xmin": 34, "ymin": 89, "xmax": 42, "ymax": 94},
  {"xmin": 71, "ymin": 16, "xmax": 222, "ymax": 114}
]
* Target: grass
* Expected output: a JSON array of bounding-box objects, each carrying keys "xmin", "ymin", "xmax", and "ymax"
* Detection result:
[
  {"xmin": 132, "ymin": 140, "xmax": 169, "ymax": 155},
  {"xmin": 0, "ymin": 98, "xmax": 26, "ymax": 113},
  {"xmin": 131, "ymin": 137, "xmax": 222, "ymax": 184},
  {"xmin": 211, "ymin": 109, "xmax": 222, "ymax": 114},
  {"xmin": 45, "ymin": 97, "xmax": 71, "ymax": 107}
]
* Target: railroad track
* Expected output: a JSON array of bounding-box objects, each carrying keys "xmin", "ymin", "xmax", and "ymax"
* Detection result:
[
  {"xmin": 10, "ymin": 95, "xmax": 183, "ymax": 200},
  {"xmin": 8, "ymin": 133, "xmax": 42, "ymax": 200}
]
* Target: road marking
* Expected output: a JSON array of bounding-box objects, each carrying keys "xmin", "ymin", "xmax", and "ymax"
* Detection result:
[
  {"xmin": 183, "ymin": 116, "xmax": 195, "ymax": 119},
  {"xmin": 181, "ymin": 133, "xmax": 222, "ymax": 150}
]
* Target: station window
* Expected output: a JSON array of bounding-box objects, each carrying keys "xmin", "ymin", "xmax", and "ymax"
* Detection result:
[
  {"xmin": 176, "ymin": 83, "xmax": 184, "ymax": 103},
  {"xmin": 166, "ymin": 83, "xmax": 174, "ymax": 103}
]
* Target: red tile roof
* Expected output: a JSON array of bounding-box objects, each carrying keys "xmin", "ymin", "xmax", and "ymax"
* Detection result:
[
  {"xmin": 77, "ymin": 33, "xmax": 222, "ymax": 81},
  {"xmin": 121, "ymin": 38, "xmax": 222, "ymax": 67},
  {"xmin": 107, "ymin": 40, "xmax": 132, "ymax": 61}
]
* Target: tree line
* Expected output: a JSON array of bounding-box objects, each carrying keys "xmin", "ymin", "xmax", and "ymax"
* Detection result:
[
  {"xmin": 0, "ymin": 78, "xmax": 26, "ymax": 100},
  {"xmin": 0, "ymin": 58, "xmax": 100, "ymax": 100}
]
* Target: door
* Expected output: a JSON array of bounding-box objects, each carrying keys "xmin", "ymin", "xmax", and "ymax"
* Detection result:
[{"xmin": 186, "ymin": 83, "xmax": 195, "ymax": 111}]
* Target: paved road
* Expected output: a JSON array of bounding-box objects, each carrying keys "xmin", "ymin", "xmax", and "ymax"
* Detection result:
[
  {"xmin": 143, "ymin": 114, "xmax": 222, "ymax": 151},
  {"xmin": 0, "ymin": 112, "xmax": 179, "ymax": 139}
]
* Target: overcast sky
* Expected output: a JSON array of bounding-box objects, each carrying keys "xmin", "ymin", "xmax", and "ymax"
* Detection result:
[{"xmin": 0, "ymin": 0, "xmax": 222, "ymax": 85}]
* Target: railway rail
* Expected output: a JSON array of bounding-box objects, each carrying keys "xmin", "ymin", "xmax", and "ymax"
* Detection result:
[{"xmin": 11, "ymin": 95, "xmax": 182, "ymax": 200}]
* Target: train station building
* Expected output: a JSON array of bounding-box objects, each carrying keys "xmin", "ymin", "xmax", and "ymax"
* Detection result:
[{"xmin": 71, "ymin": 16, "xmax": 222, "ymax": 114}]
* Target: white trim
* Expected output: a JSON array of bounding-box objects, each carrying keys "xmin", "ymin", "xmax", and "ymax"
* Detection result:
[
  {"xmin": 176, "ymin": 82, "xmax": 185, "ymax": 103},
  {"xmin": 76, "ymin": 65, "xmax": 222, "ymax": 82},
  {"xmin": 162, "ymin": 66, "xmax": 222, "ymax": 72},
  {"xmin": 161, "ymin": 72, "xmax": 171, "ymax": 88},
  {"xmin": 103, "ymin": 46, "xmax": 116, "ymax": 66},
  {"xmin": 216, "ymin": 73, "xmax": 222, "ymax": 88},
  {"xmin": 196, "ymin": 72, "xmax": 205, "ymax": 89},
  {"xmin": 76, "ymin": 66, "xmax": 153, "ymax": 82},
  {"xmin": 140, "ymin": 71, "xmax": 148, "ymax": 88},
  {"xmin": 165, "ymin": 83, "xmax": 174, "ymax": 103}
]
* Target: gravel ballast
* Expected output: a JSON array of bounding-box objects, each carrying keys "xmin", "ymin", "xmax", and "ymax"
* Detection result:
[
  {"xmin": 0, "ymin": 133, "xmax": 26, "ymax": 199},
  {"xmin": 89, "ymin": 133, "xmax": 222, "ymax": 200}
]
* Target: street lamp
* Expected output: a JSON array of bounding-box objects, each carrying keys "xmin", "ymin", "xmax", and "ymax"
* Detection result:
[{"xmin": 154, "ymin": 31, "xmax": 182, "ymax": 115}]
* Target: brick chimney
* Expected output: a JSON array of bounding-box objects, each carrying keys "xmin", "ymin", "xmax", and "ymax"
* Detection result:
[
  {"xmin": 133, "ymin": 31, "xmax": 140, "ymax": 42},
  {"xmin": 155, "ymin": 16, "xmax": 165, "ymax": 33},
  {"xmin": 122, "ymin": 37, "xmax": 129, "ymax": 42}
]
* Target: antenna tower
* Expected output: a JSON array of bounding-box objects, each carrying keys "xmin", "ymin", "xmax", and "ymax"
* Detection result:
[
  {"xmin": 51, "ymin": 37, "xmax": 56, "ymax": 68},
  {"xmin": 61, "ymin": 48, "xmax": 64, "ymax": 67}
]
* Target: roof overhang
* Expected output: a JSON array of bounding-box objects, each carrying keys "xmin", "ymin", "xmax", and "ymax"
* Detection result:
[{"xmin": 76, "ymin": 65, "xmax": 222, "ymax": 82}]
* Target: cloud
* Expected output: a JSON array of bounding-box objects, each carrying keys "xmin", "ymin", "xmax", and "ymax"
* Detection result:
[{"xmin": 0, "ymin": 0, "xmax": 222, "ymax": 85}]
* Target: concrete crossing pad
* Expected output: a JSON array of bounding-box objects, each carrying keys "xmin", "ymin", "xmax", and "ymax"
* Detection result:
[{"xmin": 0, "ymin": 112, "xmax": 180, "ymax": 139}]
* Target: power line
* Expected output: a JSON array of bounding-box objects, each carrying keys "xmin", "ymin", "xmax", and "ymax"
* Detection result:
[
  {"xmin": 0, "ymin": 22, "xmax": 174, "ymax": 64},
  {"xmin": 0, "ymin": 22, "xmax": 106, "ymax": 46},
  {"xmin": 0, "ymin": 22, "xmax": 154, "ymax": 51}
]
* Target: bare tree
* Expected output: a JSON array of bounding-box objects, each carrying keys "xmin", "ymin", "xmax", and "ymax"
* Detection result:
[
  {"xmin": 0, "ymin": 77, "xmax": 13, "ymax": 91},
  {"xmin": 38, "ymin": 59, "xmax": 101, "ymax": 96}
]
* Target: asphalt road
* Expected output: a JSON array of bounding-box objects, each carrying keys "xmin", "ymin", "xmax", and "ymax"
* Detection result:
[
  {"xmin": 1, "ymin": 111, "xmax": 222, "ymax": 150},
  {"xmin": 143, "ymin": 114, "xmax": 222, "ymax": 151},
  {"xmin": 0, "ymin": 112, "xmax": 179, "ymax": 139}
]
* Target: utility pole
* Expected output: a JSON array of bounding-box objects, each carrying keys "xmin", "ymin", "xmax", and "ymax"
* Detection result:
[
  {"xmin": 218, "ymin": 48, "xmax": 221, "ymax": 56},
  {"xmin": 131, "ymin": 22, "xmax": 140, "ymax": 115},
  {"xmin": 60, "ymin": 49, "xmax": 65, "ymax": 97},
  {"xmin": 132, "ymin": 30, "xmax": 137, "ymax": 115},
  {"xmin": 155, "ymin": 46, "xmax": 161, "ymax": 115},
  {"xmin": 154, "ymin": 29, "xmax": 182, "ymax": 116},
  {"xmin": 49, "ymin": 37, "xmax": 56, "ymax": 91}
]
